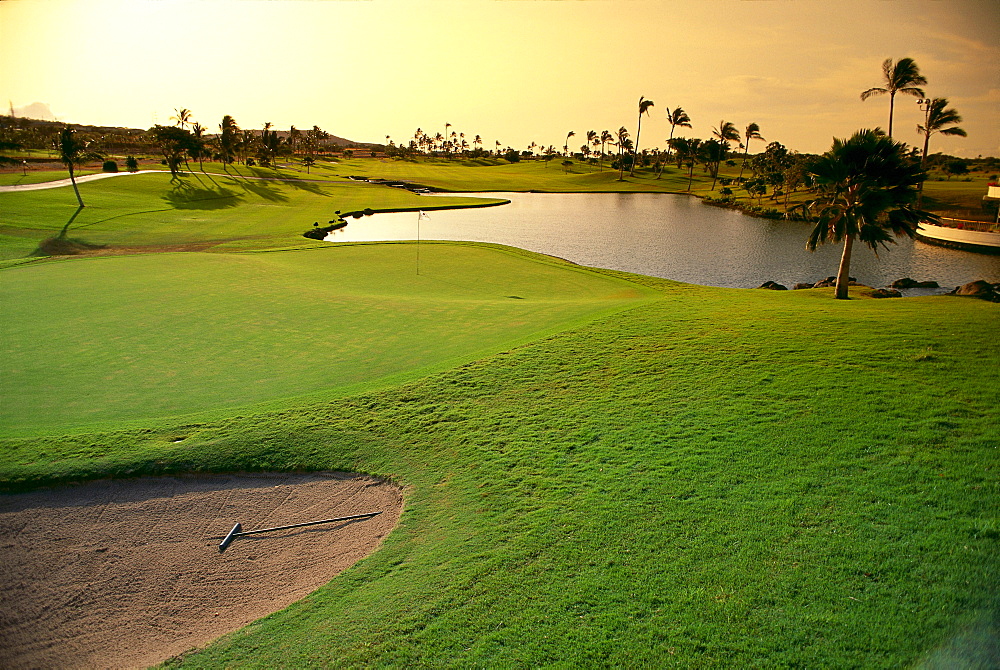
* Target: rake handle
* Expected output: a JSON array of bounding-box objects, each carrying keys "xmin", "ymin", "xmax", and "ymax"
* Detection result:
[{"xmin": 234, "ymin": 511, "xmax": 382, "ymax": 537}]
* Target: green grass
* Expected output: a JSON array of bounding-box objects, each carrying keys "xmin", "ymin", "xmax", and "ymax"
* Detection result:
[
  {"xmin": 1, "ymin": 161, "xmax": 997, "ymax": 667},
  {"xmin": 0, "ymin": 169, "xmax": 505, "ymax": 261},
  {"xmin": 0, "ymin": 243, "xmax": 651, "ymax": 435}
]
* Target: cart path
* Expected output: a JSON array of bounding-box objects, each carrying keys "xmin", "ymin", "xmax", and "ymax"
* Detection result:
[
  {"xmin": 0, "ymin": 472, "xmax": 403, "ymax": 669},
  {"xmin": 0, "ymin": 169, "xmax": 354, "ymax": 192}
]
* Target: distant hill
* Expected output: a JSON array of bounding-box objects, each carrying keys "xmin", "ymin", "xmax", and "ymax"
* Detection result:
[{"xmin": 0, "ymin": 115, "xmax": 371, "ymax": 147}]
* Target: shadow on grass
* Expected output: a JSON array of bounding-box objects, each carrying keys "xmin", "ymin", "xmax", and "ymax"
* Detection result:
[
  {"xmin": 163, "ymin": 178, "xmax": 242, "ymax": 210},
  {"xmin": 29, "ymin": 206, "xmax": 108, "ymax": 256}
]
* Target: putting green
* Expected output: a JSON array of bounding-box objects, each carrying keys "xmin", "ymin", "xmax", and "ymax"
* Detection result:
[{"xmin": 0, "ymin": 242, "xmax": 655, "ymax": 435}]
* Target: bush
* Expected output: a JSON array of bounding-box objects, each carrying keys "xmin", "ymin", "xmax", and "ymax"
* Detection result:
[
  {"xmin": 125, "ymin": 156, "xmax": 139, "ymax": 172},
  {"xmin": 102, "ymin": 160, "xmax": 119, "ymax": 173}
]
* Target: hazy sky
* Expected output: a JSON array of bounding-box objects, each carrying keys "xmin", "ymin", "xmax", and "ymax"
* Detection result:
[{"xmin": 1, "ymin": 0, "xmax": 997, "ymax": 157}]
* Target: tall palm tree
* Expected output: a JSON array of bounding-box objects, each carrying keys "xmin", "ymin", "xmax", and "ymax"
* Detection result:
[
  {"xmin": 564, "ymin": 131, "xmax": 575, "ymax": 157},
  {"xmin": 170, "ymin": 108, "xmax": 192, "ymax": 131},
  {"xmin": 710, "ymin": 121, "xmax": 740, "ymax": 190},
  {"xmin": 630, "ymin": 97, "xmax": 655, "ymax": 176},
  {"xmin": 599, "ymin": 130, "xmax": 613, "ymax": 171},
  {"xmin": 615, "ymin": 126, "xmax": 630, "ymax": 181},
  {"xmin": 916, "ymin": 97, "xmax": 966, "ymax": 166},
  {"xmin": 57, "ymin": 126, "xmax": 102, "ymax": 208},
  {"xmin": 860, "ymin": 57, "xmax": 927, "ymax": 138},
  {"xmin": 668, "ymin": 137, "xmax": 701, "ymax": 192},
  {"xmin": 801, "ymin": 129, "xmax": 933, "ymax": 299},
  {"xmin": 190, "ymin": 122, "xmax": 208, "ymax": 172},
  {"xmin": 737, "ymin": 122, "xmax": 764, "ymax": 180},
  {"xmin": 916, "ymin": 97, "xmax": 966, "ymax": 207},
  {"xmin": 218, "ymin": 115, "xmax": 239, "ymax": 168},
  {"xmin": 586, "ymin": 130, "xmax": 598, "ymax": 163},
  {"xmin": 665, "ymin": 107, "xmax": 692, "ymax": 166}
]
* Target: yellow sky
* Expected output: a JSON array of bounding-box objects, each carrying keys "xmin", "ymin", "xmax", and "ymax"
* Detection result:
[{"xmin": 1, "ymin": 0, "xmax": 998, "ymax": 157}]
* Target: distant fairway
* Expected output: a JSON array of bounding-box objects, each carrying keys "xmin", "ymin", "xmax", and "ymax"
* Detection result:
[{"xmin": 0, "ymin": 243, "xmax": 653, "ymax": 434}]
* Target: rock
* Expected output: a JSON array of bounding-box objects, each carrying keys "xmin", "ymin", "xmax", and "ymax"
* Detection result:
[
  {"xmin": 792, "ymin": 283, "xmax": 813, "ymax": 290},
  {"xmin": 758, "ymin": 281, "xmax": 787, "ymax": 290},
  {"xmin": 891, "ymin": 278, "xmax": 940, "ymax": 289},
  {"xmin": 869, "ymin": 288, "xmax": 902, "ymax": 298},
  {"xmin": 951, "ymin": 280, "xmax": 1000, "ymax": 302}
]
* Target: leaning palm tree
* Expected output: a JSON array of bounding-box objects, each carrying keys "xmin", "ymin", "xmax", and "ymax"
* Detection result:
[
  {"xmin": 737, "ymin": 122, "xmax": 764, "ymax": 180},
  {"xmin": 800, "ymin": 129, "xmax": 934, "ymax": 300},
  {"xmin": 916, "ymin": 98, "xmax": 966, "ymax": 207},
  {"xmin": 615, "ymin": 126, "xmax": 630, "ymax": 180},
  {"xmin": 629, "ymin": 96, "xmax": 655, "ymax": 176},
  {"xmin": 56, "ymin": 126, "xmax": 102, "ymax": 208},
  {"xmin": 916, "ymin": 97, "xmax": 966, "ymax": 166},
  {"xmin": 564, "ymin": 131, "xmax": 575, "ymax": 157},
  {"xmin": 665, "ymin": 106, "xmax": 692, "ymax": 166},
  {"xmin": 860, "ymin": 57, "xmax": 927, "ymax": 138}
]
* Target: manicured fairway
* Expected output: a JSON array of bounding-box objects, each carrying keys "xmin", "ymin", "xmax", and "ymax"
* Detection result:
[
  {"xmin": 0, "ymin": 243, "xmax": 651, "ymax": 434},
  {"xmin": 0, "ymin": 169, "xmax": 505, "ymax": 261}
]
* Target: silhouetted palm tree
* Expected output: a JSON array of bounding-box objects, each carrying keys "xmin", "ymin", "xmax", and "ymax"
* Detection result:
[
  {"xmin": 860, "ymin": 57, "xmax": 926, "ymax": 138},
  {"xmin": 630, "ymin": 97, "xmax": 655, "ymax": 176},
  {"xmin": 801, "ymin": 129, "xmax": 933, "ymax": 299},
  {"xmin": 57, "ymin": 126, "xmax": 102, "ymax": 207},
  {"xmin": 916, "ymin": 97, "xmax": 966, "ymax": 207},
  {"xmin": 738, "ymin": 122, "xmax": 764, "ymax": 180},
  {"xmin": 564, "ymin": 131, "xmax": 575, "ymax": 157},
  {"xmin": 665, "ymin": 107, "xmax": 692, "ymax": 167},
  {"xmin": 171, "ymin": 108, "xmax": 192, "ymax": 131},
  {"xmin": 917, "ymin": 97, "xmax": 966, "ymax": 166},
  {"xmin": 599, "ymin": 130, "xmax": 613, "ymax": 171},
  {"xmin": 709, "ymin": 121, "xmax": 740, "ymax": 189},
  {"xmin": 616, "ymin": 126, "xmax": 630, "ymax": 180},
  {"xmin": 668, "ymin": 137, "xmax": 701, "ymax": 191}
]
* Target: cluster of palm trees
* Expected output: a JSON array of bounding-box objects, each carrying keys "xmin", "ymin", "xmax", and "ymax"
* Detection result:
[{"xmin": 160, "ymin": 109, "xmax": 333, "ymax": 174}]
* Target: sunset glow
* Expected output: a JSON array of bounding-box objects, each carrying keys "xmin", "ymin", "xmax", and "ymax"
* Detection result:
[{"xmin": 1, "ymin": 0, "xmax": 997, "ymax": 157}]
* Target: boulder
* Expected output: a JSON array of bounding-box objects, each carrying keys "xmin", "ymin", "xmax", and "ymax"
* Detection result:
[
  {"xmin": 950, "ymin": 280, "xmax": 1000, "ymax": 302},
  {"xmin": 792, "ymin": 283, "xmax": 813, "ymax": 290},
  {"xmin": 891, "ymin": 278, "xmax": 940, "ymax": 289},
  {"xmin": 869, "ymin": 288, "xmax": 902, "ymax": 298},
  {"xmin": 758, "ymin": 281, "xmax": 787, "ymax": 290}
]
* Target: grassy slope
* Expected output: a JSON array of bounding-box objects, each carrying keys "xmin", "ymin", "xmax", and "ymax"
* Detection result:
[
  {"xmin": 2, "ymin": 279, "xmax": 996, "ymax": 667},
  {"xmin": 1, "ymin": 243, "xmax": 651, "ymax": 435},
  {"xmin": 1, "ymin": 162, "xmax": 997, "ymax": 667}
]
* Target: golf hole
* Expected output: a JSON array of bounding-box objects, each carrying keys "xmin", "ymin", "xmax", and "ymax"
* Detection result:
[{"xmin": 0, "ymin": 472, "xmax": 403, "ymax": 669}]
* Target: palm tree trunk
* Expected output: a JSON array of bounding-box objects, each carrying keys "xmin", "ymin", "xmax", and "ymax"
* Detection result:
[
  {"xmin": 888, "ymin": 92, "xmax": 896, "ymax": 138},
  {"xmin": 630, "ymin": 116, "xmax": 641, "ymax": 177},
  {"xmin": 68, "ymin": 163, "xmax": 84, "ymax": 208},
  {"xmin": 738, "ymin": 144, "xmax": 750, "ymax": 180},
  {"xmin": 835, "ymin": 234, "xmax": 854, "ymax": 299}
]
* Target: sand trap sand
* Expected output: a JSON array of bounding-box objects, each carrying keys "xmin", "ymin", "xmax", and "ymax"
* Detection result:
[{"xmin": 0, "ymin": 472, "xmax": 403, "ymax": 669}]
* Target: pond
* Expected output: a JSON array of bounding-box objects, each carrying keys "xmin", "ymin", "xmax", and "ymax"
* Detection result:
[{"xmin": 326, "ymin": 192, "xmax": 1000, "ymax": 291}]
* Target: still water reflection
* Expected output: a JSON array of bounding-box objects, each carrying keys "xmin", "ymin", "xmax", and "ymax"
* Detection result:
[{"xmin": 326, "ymin": 192, "xmax": 999, "ymax": 290}]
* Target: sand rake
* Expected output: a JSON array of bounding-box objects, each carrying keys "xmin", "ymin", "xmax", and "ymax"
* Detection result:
[{"xmin": 218, "ymin": 511, "xmax": 382, "ymax": 553}]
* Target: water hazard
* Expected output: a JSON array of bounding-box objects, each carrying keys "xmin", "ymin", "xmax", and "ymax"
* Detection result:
[{"xmin": 326, "ymin": 192, "xmax": 1000, "ymax": 291}]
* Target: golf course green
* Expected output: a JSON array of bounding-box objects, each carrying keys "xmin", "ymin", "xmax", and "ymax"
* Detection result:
[{"xmin": 1, "ymin": 163, "xmax": 997, "ymax": 667}]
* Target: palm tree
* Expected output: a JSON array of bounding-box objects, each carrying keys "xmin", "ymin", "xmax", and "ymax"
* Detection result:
[
  {"xmin": 615, "ymin": 126, "xmax": 630, "ymax": 180},
  {"xmin": 57, "ymin": 126, "xmax": 102, "ymax": 208},
  {"xmin": 710, "ymin": 121, "xmax": 740, "ymax": 190},
  {"xmin": 916, "ymin": 97, "xmax": 966, "ymax": 207},
  {"xmin": 916, "ymin": 97, "xmax": 966, "ymax": 167},
  {"xmin": 564, "ymin": 131, "xmax": 575, "ymax": 157},
  {"xmin": 665, "ymin": 107, "xmax": 692, "ymax": 167},
  {"xmin": 288, "ymin": 126, "xmax": 300, "ymax": 155},
  {"xmin": 190, "ymin": 122, "xmax": 208, "ymax": 172},
  {"xmin": 668, "ymin": 137, "xmax": 701, "ymax": 191},
  {"xmin": 860, "ymin": 57, "xmax": 927, "ymax": 138},
  {"xmin": 599, "ymin": 130, "xmax": 613, "ymax": 171},
  {"xmin": 170, "ymin": 108, "xmax": 192, "ymax": 131},
  {"xmin": 218, "ymin": 115, "xmax": 239, "ymax": 168},
  {"xmin": 801, "ymin": 129, "xmax": 933, "ymax": 300},
  {"xmin": 630, "ymin": 97, "xmax": 655, "ymax": 176},
  {"xmin": 738, "ymin": 122, "xmax": 764, "ymax": 180}
]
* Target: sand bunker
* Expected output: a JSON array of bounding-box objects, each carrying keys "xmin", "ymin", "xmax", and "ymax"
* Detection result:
[{"xmin": 0, "ymin": 472, "xmax": 403, "ymax": 669}]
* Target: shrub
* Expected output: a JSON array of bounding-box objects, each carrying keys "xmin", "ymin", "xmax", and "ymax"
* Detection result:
[
  {"xmin": 125, "ymin": 156, "xmax": 139, "ymax": 172},
  {"xmin": 102, "ymin": 160, "xmax": 119, "ymax": 173}
]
